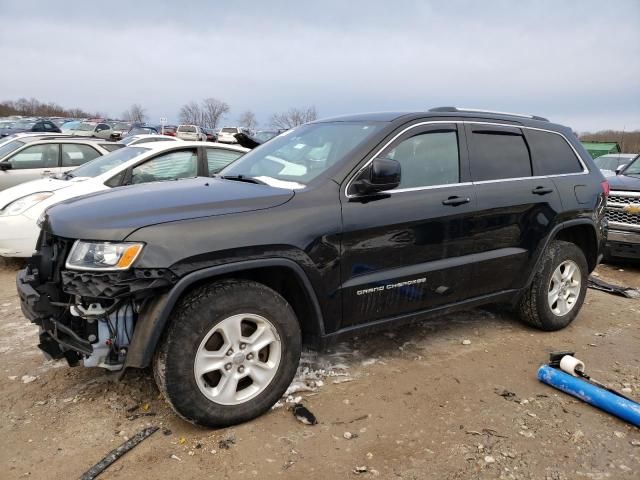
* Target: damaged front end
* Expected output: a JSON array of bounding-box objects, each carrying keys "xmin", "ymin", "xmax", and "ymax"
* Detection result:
[{"xmin": 17, "ymin": 231, "xmax": 174, "ymax": 370}]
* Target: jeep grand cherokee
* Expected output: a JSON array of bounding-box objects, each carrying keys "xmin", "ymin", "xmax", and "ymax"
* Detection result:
[{"xmin": 17, "ymin": 107, "xmax": 608, "ymax": 427}]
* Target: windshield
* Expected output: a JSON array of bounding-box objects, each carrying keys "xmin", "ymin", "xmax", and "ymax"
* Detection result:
[
  {"xmin": 220, "ymin": 122, "xmax": 384, "ymax": 187},
  {"xmin": 254, "ymin": 131, "xmax": 279, "ymax": 143},
  {"xmin": 112, "ymin": 122, "xmax": 130, "ymax": 131},
  {"xmin": 69, "ymin": 146, "xmax": 148, "ymax": 177},
  {"xmin": 77, "ymin": 123, "xmax": 96, "ymax": 131},
  {"xmin": 623, "ymin": 156, "xmax": 640, "ymax": 175},
  {"xmin": 594, "ymin": 156, "xmax": 622, "ymax": 171},
  {"xmin": 0, "ymin": 140, "xmax": 25, "ymax": 159},
  {"xmin": 61, "ymin": 121, "xmax": 80, "ymax": 131}
]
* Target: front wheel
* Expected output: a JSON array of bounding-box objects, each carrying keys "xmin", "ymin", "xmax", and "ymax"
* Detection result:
[
  {"xmin": 154, "ymin": 279, "xmax": 301, "ymax": 427},
  {"xmin": 517, "ymin": 240, "xmax": 588, "ymax": 331}
]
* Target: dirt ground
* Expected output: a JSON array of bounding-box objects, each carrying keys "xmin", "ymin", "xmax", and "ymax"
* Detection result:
[{"xmin": 0, "ymin": 260, "xmax": 638, "ymax": 480}]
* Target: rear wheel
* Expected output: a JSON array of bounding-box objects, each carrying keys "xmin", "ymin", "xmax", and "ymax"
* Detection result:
[
  {"xmin": 517, "ymin": 240, "xmax": 588, "ymax": 331},
  {"xmin": 154, "ymin": 279, "xmax": 301, "ymax": 427}
]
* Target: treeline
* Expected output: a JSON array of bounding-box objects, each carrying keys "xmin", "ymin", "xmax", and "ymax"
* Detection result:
[
  {"xmin": 0, "ymin": 97, "xmax": 98, "ymax": 118},
  {"xmin": 579, "ymin": 130, "xmax": 640, "ymax": 153}
]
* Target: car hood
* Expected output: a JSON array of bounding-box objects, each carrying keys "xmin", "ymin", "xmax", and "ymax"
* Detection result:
[
  {"xmin": 0, "ymin": 177, "xmax": 87, "ymax": 209},
  {"xmin": 44, "ymin": 177, "xmax": 295, "ymax": 241},
  {"xmin": 607, "ymin": 174, "xmax": 640, "ymax": 192}
]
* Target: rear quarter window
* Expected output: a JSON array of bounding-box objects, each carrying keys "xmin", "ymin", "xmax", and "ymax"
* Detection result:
[{"xmin": 524, "ymin": 130, "xmax": 584, "ymax": 175}]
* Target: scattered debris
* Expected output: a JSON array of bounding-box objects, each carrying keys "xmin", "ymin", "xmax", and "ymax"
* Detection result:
[
  {"xmin": 462, "ymin": 339, "xmax": 472, "ymax": 345},
  {"xmin": 21, "ymin": 375, "xmax": 37, "ymax": 384},
  {"xmin": 170, "ymin": 454, "xmax": 181, "ymax": 461},
  {"xmin": 162, "ymin": 429, "xmax": 172, "ymax": 436},
  {"xmin": 588, "ymin": 276, "xmax": 640, "ymax": 299},
  {"xmin": 353, "ymin": 465, "xmax": 368, "ymax": 474},
  {"xmin": 178, "ymin": 437, "xmax": 187, "ymax": 445},
  {"xmin": 218, "ymin": 437, "xmax": 236, "ymax": 450},
  {"xmin": 79, "ymin": 426, "xmax": 158, "ymax": 480},
  {"xmin": 127, "ymin": 412, "xmax": 156, "ymax": 421},
  {"xmin": 484, "ymin": 455, "xmax": 495, "ymax": 464},
  {"xmin": 292, "ymin": 403, "xmax": 317, "ymax": 425},
  {"xmin": 495, "ymin": 388, "xmax": 521, "ymax": 403},
  {"xmin": 332, "ymin": 377, "xmax": 354, "ymax": 384},
  {"xmin": 343, "ymin": 431, "xmax": 358, "ymax": 440},
  {"xmin": 631, "ymin": 440, "xmax": 640, "ymax": 447}
]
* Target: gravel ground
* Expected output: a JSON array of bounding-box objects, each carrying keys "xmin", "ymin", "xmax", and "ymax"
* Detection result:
[{"xmin": 0, "ymin": 259, "xmax": 638, "ymax": 479}]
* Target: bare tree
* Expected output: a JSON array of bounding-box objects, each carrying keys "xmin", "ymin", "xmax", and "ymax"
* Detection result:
[
  {"xmin": 238, "ymin": 110, "xmax": 257, "ymax": 131},
  {"xmin": 270, "ymin": 105, "xmax": 317, "ymax": 130},
  {"xmin": 201, "ymin": 98, "xmax": 230, "ymax": 130},
  {"xmin": 179, "ymin": 101, "xmax": 203, "ymax": 125},
  {"xmin": 122, "ymin": 103, "xmax": 147, "ymax": 123}
]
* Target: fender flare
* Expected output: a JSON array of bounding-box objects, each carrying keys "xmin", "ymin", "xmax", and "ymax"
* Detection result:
[
  {"xmin": 523, "ymin": 218, "xmax": 599, "ymax": 290},
  {"xmin": 123, "ymin": 258, "xmax": 325, "ymax": 370}
]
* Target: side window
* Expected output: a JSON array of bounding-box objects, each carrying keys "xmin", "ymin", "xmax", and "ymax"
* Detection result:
[
  {"xmin": 96, "ymin": 124, "xmax": 110, "ymax": 132},
  {"xmin": 130, "ymin": 149, "xmax": 197, "ymax": 184},
  {"xmin": 61, "ymin": 144, "xmax": 101, "ymax": 167},
  {"xmin": 525, "ymin": 130, "xmax": 583, "ymax": 175},
  {"xmin": 104, "ymin": 170, "xmax": 126, "ymax": 188},
  {"xmin": 32, "ymin": 122, "xmax": 44, "ymax": 132},
  {"xmin": 206, "ymin": 148, "xmax": 244, "ymax": 174},
  {"xmin": 8, "ymin": 144, "xmax": 60, "ymax": 169},
  {"xmin": 43, "ymin": 122, "xmax": 54, "ymax": 131},
  {"xmin": 468, "ymin": 129, "xmax": 531, "ymax": 181},
  {"xmin": 381, "ymin": 130, "xmax": 459, "ymax": 189}
]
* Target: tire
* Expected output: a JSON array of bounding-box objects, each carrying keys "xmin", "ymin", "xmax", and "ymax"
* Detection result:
[
  {"xmin": 154, "ymin": 279, "xmax": 301, "ymax": 427},
  {"xmin": 517, "ymin": 240, "xmax": 588, "ymax": 331}
]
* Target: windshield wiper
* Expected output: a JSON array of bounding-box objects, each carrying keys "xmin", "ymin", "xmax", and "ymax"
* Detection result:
[{"xmin": 219, "ymin": 175, "xmax": 266, "ymax": 185}]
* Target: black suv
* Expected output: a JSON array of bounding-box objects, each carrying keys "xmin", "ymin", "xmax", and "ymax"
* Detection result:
[{"xmin": 17, "ymin": 108, "xmax": 608, "ymax": 427}]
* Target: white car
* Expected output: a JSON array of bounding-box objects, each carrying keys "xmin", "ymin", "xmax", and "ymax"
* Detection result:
[
  {"xmin": 0, "ymin": 136, "xmax": 115, "ymax": 191},
  {"xmin": 176, "ymin": 125, "xmax": 207, "ymax": 142},
  {"xmin": 0, "ymin": 141, "xmax": 248, "ymax": 257},
  {"xmin": 217, "ymin": 127, "xmax": 248, "ymax": 144},
  {"xmin": 119, "ymin": 134, "xmax": 183, "ymax": 146},
  {"xmin": 593, "ymin": 153, "xmax": 639, "ymax": 177},
  {"xmin": 70, "ymin": 121, "xmax": 114, "ymax": 139}
]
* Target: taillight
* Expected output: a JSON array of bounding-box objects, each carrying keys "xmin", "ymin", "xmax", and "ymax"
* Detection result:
[{"xmin": 601, "ymin": 180, "xmax": 610, "ymax": 197}]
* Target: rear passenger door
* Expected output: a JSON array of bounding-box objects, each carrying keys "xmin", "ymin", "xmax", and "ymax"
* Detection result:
[
  {"xmin": 464, "ymin": 123, "xmax": 563, "ymax": 297},
  {"xmin": 129, "ymin": 148, "xmax": 198, "ymax": 184},
  {"xmin": 204, "ymin": 147, "xmax": 245, "ymax": 175},
  {"xmin": 61, "ymin": 144, "xmax": 101, "ymax": 169}
]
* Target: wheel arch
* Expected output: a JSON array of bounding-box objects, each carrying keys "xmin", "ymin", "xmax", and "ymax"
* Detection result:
[
  {"xmin": 524, "ymin": 219, "xmax": 600, "ymax": 290},
  {"xmin": 123, "ymin": 258, "xmax": 325, "ymax": 370}
]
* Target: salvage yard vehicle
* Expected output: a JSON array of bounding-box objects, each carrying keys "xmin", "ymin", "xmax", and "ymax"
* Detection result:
[
  {"xmin": 593, "ymin": 153, "xmax": 639, "ymax": 177},
  {"xmin": 176, "ymin": 124, "xmax": 207, "ymax": 141},
  {"xmin": 217, "ymin": 126, "xmax": 248, "ymax": 143},
  {"xmin": 1, "ymin": 141, "xmax": 247, "ymax": 257},
  {"xmin": 72, "ymin": 121, "xmax": 114, "ymax": 139},
  {"xmin": 0, "ymin": 118, "xmax": 62, "ymax": 138},
  {"xmin": 0, "ymin": 136, "xmax": 112, "ymax": 191},
  {"xmin": 118, "ymin": 134, "xmax": 183, "ymax": 146},
  {"xmin": 17, "ymin": 108, "xmax": 607, "ymax": 427},
  {"xmin": 603, "ymin": 154, "xmax": 640, "ymax": 260}
]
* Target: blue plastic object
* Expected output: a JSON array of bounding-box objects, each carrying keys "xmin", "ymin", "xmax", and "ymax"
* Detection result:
[{"xmin": 537, "ymin": 364, "xmax": 640, "ymax": 427}]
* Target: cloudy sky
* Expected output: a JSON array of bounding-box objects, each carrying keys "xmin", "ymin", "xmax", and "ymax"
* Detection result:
[{"xmin": 1, "ymin": 0, "xmax": 638, "ymax": 131}]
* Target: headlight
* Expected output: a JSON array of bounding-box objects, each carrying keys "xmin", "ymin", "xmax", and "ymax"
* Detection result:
[
  {"xmin": 0, "ymin": 192, "xmax": 54, "ymax": 216},
  {"xmin": 66, "ymin": 240, "xmax": 144, "ymax": 271}
]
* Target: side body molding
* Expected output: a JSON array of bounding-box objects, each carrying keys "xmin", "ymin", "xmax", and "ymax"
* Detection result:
[{"xmin": 123, "ymin": 258, "xmax": 325, "ymax": 369}]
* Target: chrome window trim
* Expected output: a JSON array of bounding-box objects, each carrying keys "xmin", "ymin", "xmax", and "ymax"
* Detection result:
[{"xmin": 344, "ymin": 120, "xmax": 589, "ymax": 198}]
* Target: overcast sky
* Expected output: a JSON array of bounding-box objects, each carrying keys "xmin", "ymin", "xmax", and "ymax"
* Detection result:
[{"xmin": 1, "ymin": 0, "xmax": 638, "ymax": 131}]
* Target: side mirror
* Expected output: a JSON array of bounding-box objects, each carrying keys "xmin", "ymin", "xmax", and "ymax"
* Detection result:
[
  {"xmin": 352, "ymin": 157, "xmax": 401, "ymax": 195},
  {"xmin": 615, "ymin": 165, "xmax": 625, "ymax": 175},
  {"xmin": 0, "ymin": 162, "xmax": 12, "ymax": 171}
]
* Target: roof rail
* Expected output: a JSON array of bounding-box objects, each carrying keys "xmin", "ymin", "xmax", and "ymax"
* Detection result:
[{"xmin": 429, "ymin": 106, "xmax": 549, "ymax": 122}]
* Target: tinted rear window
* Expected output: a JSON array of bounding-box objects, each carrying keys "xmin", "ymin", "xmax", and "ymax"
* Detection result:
[
  {"xmin": 469, "ymin": 129, "xmax": 532, "ymax": 181},
  {"xmin": 178, "ymin": 126, "xmax": 196, "ymax": 133},
  {"xmin": 525, "ymin": 130, "xmax": 583, "ymax": 175}
]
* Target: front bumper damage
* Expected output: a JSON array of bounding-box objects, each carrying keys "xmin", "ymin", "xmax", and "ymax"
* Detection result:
[{"xmin": 17, "ymin": 232, "xmax": 175, "ymax": 369}]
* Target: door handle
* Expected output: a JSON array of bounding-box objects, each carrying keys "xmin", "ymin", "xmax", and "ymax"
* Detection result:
[
  {"xmin": 532, "ymin": 186, "xmax": 553, "ymax": 195},
  {"xmin": 442, "ymin": 196, "xmax": 470, "ymax": 206}
]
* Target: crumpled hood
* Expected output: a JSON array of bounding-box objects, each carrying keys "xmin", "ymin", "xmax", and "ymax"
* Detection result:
[
  {"xmin": 44, "ymin": 177, "xmax": 295, "ymax": 240},
  {"xmin": 607, "ymin": 174, "xmax": 640, "ymax": 192}
]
